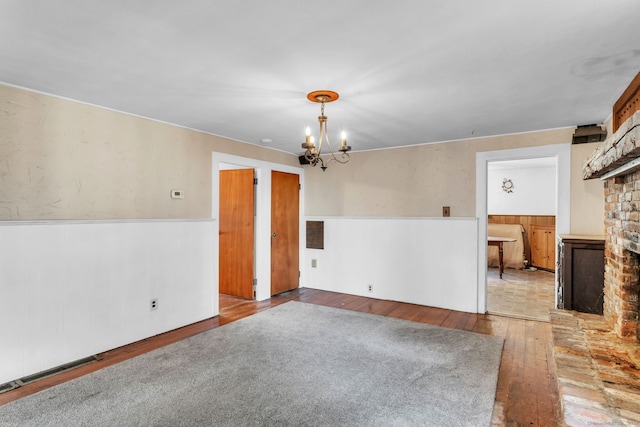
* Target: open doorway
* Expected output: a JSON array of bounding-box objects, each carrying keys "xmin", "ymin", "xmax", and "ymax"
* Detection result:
[
  {"xmin": 475, "ymin": 144, "xmax": 571, "ymax": 317},
  {"xmin": 485, "ymin": 158, "xmax": 556, "ymax": 321}
]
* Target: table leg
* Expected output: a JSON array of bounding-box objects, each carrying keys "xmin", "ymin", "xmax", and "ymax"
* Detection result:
[{"xmin": 498, "ymin": 242, "xmax": 504, "ymax": 279}]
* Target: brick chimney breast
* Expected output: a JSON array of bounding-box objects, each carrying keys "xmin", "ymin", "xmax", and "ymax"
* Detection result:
[{"xmin": 584, "ymin": 111, "xmax": 640, "ymax": 342}]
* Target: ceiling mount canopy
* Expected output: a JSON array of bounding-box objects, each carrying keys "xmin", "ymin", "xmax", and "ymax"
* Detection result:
[
  {"xmin": 300, "ymin": 90, "xmax": 351, "ymax": 171},
  {"xmin": 306, "ymin": 90, "xmax": 339, "ymax": 103}
]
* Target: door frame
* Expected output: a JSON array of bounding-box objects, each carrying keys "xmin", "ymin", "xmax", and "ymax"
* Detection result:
[
  {"xmin": 212, "ymin": 153, "xmax": 304, "ymax": 301},
  {"xmin": 476, "ymin": 143, "xmax": 571, "ymax": 313}
]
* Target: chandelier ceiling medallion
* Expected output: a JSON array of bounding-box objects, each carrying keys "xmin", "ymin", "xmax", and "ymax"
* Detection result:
[{"xmin": 300, "ymin": 90, "xmax": 351, "ymax": 171}]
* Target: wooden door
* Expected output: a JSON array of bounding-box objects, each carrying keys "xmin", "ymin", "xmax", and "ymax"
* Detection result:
[
  {"xmin": 219, "ymin": 169, "xmax": 255, "ymax": 299},
  {"xmin": 531, "ymin": 225, "xmax": 555, "ymax": 271},
  {"xmin": 270, "ymin": 171, "xmax": 299, "ymax": 295},
  {"xmin": 531, "ymin": 226, "xmax": 546, "ymax": 269},
  {"xmin": 544, "ymin": 228, "xmax": 556, "ymax": 270}
]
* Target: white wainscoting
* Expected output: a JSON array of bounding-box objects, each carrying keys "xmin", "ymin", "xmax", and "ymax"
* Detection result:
[
  {"xmin": 0, "ymin": 219, "xmax": 216, "ymax": 385},
  {"xmin": 303, "ymin": 217, "xmax": 479, "ymax": 313}
]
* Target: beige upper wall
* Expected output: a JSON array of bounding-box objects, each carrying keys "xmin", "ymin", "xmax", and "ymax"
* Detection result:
[
  {"xmin": 570, "ymin": 141, "xmax": 605, "ymax": 235},
  {"xmin": 304, "ymin": 129, "xmax": 605, "ymax": 234},
  {"xmin": 1, "ymin": 83, "xmax": 605, "ymax": 233},
  {"xmin": 0, "ymin": 84, "xmax": 298, "ymax": 220}
]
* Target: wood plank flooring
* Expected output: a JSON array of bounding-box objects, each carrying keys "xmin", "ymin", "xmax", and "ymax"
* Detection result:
[
  {"xmin": 487, "ymin": 267, "xmax": 555, "ymax": 321},
  {"xmin": 0, "ymin": 289, "xmax": 562, "ymax": 426}
]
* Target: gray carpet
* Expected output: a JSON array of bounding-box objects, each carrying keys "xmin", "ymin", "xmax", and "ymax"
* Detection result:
[{"xmin": 0, "ymin": 301, "xmax": 504, "ymax": 427}]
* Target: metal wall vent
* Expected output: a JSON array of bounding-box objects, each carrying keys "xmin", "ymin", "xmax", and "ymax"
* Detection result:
[{"xmin": 0, "ymin": 355, "xmax": 98, "ymax": 394}]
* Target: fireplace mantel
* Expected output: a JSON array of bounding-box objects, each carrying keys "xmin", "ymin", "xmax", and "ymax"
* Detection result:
[{"xmin": 583, "ymin": 110, "xmax": 640, "ymax": 180}]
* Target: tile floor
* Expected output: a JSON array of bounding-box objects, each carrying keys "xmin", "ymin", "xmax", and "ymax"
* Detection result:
[{"xmin": 487, "ymin": 267, "xmax": 555, "ymax": 322}]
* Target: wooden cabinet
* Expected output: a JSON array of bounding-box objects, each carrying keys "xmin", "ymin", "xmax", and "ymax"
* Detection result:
[
  {"xmin": 531, "ymin": 225, "xmax": 555, "ymax": 271},
  {"xmin": 557, "ymin": 235, "xmax": 605, "ymax": 314}
]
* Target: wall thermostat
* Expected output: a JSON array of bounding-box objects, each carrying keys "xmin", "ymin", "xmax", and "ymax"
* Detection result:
[{"xmin": 171, "ymin": 189, "xmax": 184, "ymax": 199}]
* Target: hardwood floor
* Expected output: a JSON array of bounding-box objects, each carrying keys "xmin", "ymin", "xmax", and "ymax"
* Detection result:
[
  {"xmin": 487, "ymin": 267, "xmax": 556, "ymax": 322},
  {"xmin": 0, "ymin": 289, "xmax": 562, "ymax": 426}
]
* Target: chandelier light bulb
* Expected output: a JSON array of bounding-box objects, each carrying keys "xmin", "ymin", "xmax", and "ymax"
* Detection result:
[{"xmin": 302, "ymin": 126, "xmax": 315, "ymax": 149}]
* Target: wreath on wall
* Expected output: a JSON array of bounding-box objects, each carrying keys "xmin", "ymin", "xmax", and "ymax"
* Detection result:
[{"xmin": 502, "ymin": 178, "xmax": 514, "ymax": 193}]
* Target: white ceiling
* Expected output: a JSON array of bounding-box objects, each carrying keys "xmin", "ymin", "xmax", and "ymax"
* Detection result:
[{"xmin": 1, "ymin": 1, "xmax": 639, "ymax": 155}]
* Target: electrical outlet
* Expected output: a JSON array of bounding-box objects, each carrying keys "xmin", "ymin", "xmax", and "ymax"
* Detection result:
[
  {"xmin": 150, "ymin": 298, "xmax": 158, "ymax": 311},
  {"xmin": 367, "ymin": 284, "xmax": 373, "ymax": 293},
  {"xmin": 311, "ymin": 259, "xmax": 317, "ymax": 268},
  {"xmin": 442, "ymin": 206, "xmax": 450, "ymax": 217}
]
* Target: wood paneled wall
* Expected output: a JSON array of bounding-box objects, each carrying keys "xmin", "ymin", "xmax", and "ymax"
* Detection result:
[
  {"xmin": 488, "ymin": 215, "xmax": 556, "ymax": 264},
  {"xmin": 613, "ymin": 71, "xmax": 640, "ymax": 133}
]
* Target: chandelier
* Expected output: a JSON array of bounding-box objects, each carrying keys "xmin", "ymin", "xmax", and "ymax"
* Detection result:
[{"xmin": 300, "ymin": 90, "xmax": 351, "ymax": 171}]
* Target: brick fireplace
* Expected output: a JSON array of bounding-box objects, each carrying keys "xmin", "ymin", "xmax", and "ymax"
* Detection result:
[
  {"xmin": 554, "ymin": 73, "xmax": 640, "ymax": 425},
  {"xmin": 584, "ymin": 110, "xmax": 640, "ymax": 342},
  {"xmin": 603, "ymin": 173, "xmax": 640, "ymax": 340}
]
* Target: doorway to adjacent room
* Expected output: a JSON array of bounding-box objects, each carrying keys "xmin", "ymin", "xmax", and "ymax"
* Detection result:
[
  {"xmin": 476, "ymin": 144, "xmax": 571, "ymax": 319},
  {"xmin": 486, "ymin": 158, "xmax": 557, "ymax": 321}
]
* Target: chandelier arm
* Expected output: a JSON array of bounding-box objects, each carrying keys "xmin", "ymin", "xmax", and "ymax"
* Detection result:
[
  {"xmin": 326, "ymin": 129, "xmax": 350, "ymax": 165},
  {"xmin": 317, "ymin": 119, "xmax": 324, "ymax": 155},
  {"xmin": 325, "ymin": 152, "xmax": 350, "ymax": 165},
  {"xmin": 325, "ymin": 139, "xmax": 341, "ymax": 163},
  {"xmin": 323, "ymin": 119, "xmax": 335, "ymax": 158}
]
